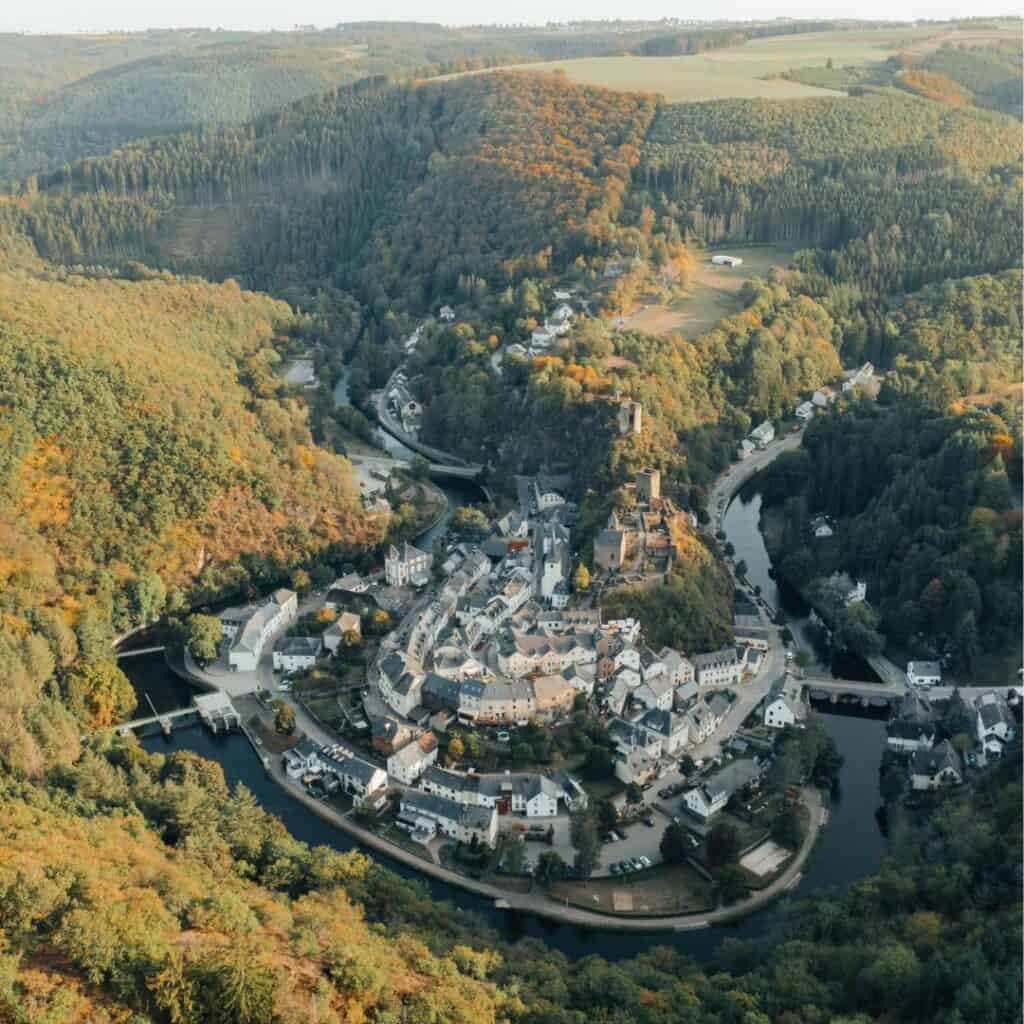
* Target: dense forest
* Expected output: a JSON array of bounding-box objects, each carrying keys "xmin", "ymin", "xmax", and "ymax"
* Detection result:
[
  {"xmin": 761, "ymin": 397, "xmax": 1022, "ymax": 669},
  {"xmin": 0, "ymin": 245, "xmax": 388, "ymax": 774}
]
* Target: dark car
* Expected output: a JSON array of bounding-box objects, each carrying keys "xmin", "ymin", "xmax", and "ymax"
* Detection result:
[{"xmin": 643, "ymin": 816, "xmax": 656, "ymax": 827}]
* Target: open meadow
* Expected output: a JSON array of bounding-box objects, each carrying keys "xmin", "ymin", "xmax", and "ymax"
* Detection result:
[
  {"xmin": 441, "ymin": 24, "xmax": 1019, "ymax": 102},
  {"xmin": 616, "ymin": 245, "xmax": 797, "ymax": 339}
]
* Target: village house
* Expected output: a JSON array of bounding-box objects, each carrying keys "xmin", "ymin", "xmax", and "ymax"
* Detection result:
[
  {"xmin": 910, "ymin": 741, "xmax": 963, "ymax": 791},
  {"xmin": 886, "ymin": 690, "xmax": 936, "ymax": 754},
  {"xmin": 322, "ymin": 611, "xmax": 362, "ymax": 653},
  {"xmin": 385, "ymin": 541, "xmax": 433, "ymax": 588},
  {"xmin": 711, "ymin": 254, "xmax": 743, "ymax": 267},
  {"xmin": 614, "ymin": 745, "xmax": 658, "ymax": 786},
  {"xmin": 686, "ymin": 701, "xmax": 716, "ymax": 744},
  {"xmin": 634, "ymin": 674, "xmax": 675, "ymax": 712},
  {"xmin": 809, "ymin": 515, "xmax": 834, "ymax": 539},
  {"xmin": 795, "ymin": 400, "xmax": 815, "ymax": 422},
  {"xmin": 529, "ymin": 673, "xmax": 577, "ymax": 719},
  {"xmin": 398, "ymin": 790, "xmax": 498, "ymax": 847},
  {"xmin": 281, "ymin": 737, "xmax": 323, "ymax": 779},
  {"xmin": 419, "ymin": 767, "xmax": 565, "ymax": 818},
  {"xmin": 762, "ymin": 674, "xmax": 806, "ymax": 730},
  {"xmin": 811, "ymin": 386, "xmax": 836, "ymax": 408},
  {"xmin": 322, "ymin": 753, "xmax": 388, "ymax": 811},
  {"xmin": 273, "ymin": 636, "xmax": 322, "ymax": 675},
  {"xmin": 639, "ymin": 708, "xmax": 689, "ymax": 755},
  {"xmin": 975, "ymin": 690, "xmax": 1016, "ymax": 755},
  {"xmin": 906, "ymin": 661, "xmax": 942, "ymax": 689},
  {"xmin": 439, "ymin": 304, "xmax": 455, "ymax": 322},
  {"xmin": 749, "ymin": 421, "xmax": 775, "ymax": 449},
  {"xmin": 738, "ymin": 439, "xmax": 756, "ymax": 460},
  {"xmin": 371, "ymin": 717, "xmax": 413, "ymax": 757},
  {"xmin": 842, "ymin": 362, "xmax": 874, "ymax": 392},
  {"xmin": 386, "ymin": 733, "xmax": 439, "ymax": 784},
  {"xmin": 675, "ymin": 680, "xmax": 700, "ymax": 708},
  {"xmin": 693, "ymin": 647, "xmax": 743, "ymax": 687},
  {"xmin": 222, "ymin": 588, "xmax": 298, "ymax": 672},
  {"xmin": 683, "ymin": 759, "xmax": 761, "ymax": 820},
  {"xmin": 658, "ymin": 647, "xmax": 695, "ymax": 686},
  {"xmin": 328, "ymin": 572, "xmax": 368, "ymax": 596}
]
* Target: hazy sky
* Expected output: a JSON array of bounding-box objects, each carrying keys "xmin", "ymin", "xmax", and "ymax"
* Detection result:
[{"xmin": 2, "ymin": 2, "xmax": 1013, "ymax": 35}]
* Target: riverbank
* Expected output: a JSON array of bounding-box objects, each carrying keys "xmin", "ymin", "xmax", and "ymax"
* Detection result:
[{"xmin": 255, "ymin": 732, "xmax": 825, "ymax": 932}]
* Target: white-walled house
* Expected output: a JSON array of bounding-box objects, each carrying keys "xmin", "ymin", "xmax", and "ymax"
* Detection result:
[
  {"xmin": 398, "ymin": 790, "xmax": 498, "ymax": 847},
  {"xmin": 273, "ymin": 636, "xmax": 322, "ymax": 674},
  {"xmin": 906, "ymin": 661, "xmax": 942, "ymax": 688},
  {"xmin": 683, "ymin": 759, "xmax": 760, "ymax": 820},
  {"xmin": 223, "ymin": 588, "xmax": 298, "ymax": 672},
  {"xmin": 385, "ymin": 542, "xmax": 433, "ymax": 588},
  {"xmin": 749, "ymin": 421, "xmax": 775, "ymax": 448},
  {"xmin": 693, "ymin": 647, "xmax": 742, "ymax": 687},
  {"xmin": 975, "ymin": 690, "xmax": 1016, "ymax": 754},
  {"xmin": 387, "ymin": 734, "xmax": 439, "ymax": 784},
  {"xmin": 763, "ymin": 675, "xmax": 805, "ymax": 730}
]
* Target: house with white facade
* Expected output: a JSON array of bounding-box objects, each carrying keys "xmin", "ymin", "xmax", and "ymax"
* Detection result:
[
  {"xmin": 398, "ymin": 790, "xmax": 498, "ymax": 847},
  {"xmin": 795, "ymin": 401, "xmax": 815, "ymax": 422},
  {"xmin": 222, "ymin": 588, "xmax": 298, "ymax": 672},
  {"xmin": 273, "ymin": 636, "xmax": 322, "ymax": 674},
  {"xmin": 886, "ymin": 690, "xmax": 936, "ymax": 754},
  {"xmin": 387, "ymin": 734, "xmax": 439, "ymax": 784},
  {"xmin": 281, "ymin": 737, "xmax": 323, "ymax": 779},
  {"xmin": 658, "ymin": 647, "xmax": 695, "ymax": 686},
  {"xmin": 693, "ymin": 647, "xmax": 742, "ymax": 687},
  {"xmin": 683, "ymin": 759, "xmax": 760, "ymax": 820},
  {"xmin": 385, "ymin": 542, "xmax": 433, "ymax": 588},
  {"xmin": 634, "ymin": 675, "xmax": 675, "ymax": 712},
  {"xmin": 907, "ymin": 661, "xmax": 942, "ymax": 688},
  {"xmin": 640, "ymin": 708, "xmax": 689, "ymax": 756},
  {"xmin": 749, "ymin": 421, "xmax": 775, "ymax": 448},
  {"xmin": 762, "ymin": 674, "xmax": 806, "ymax": 730},
  {"xmin": 975, "ymin": 690, "xmax": 1016, "ymax": 755}
]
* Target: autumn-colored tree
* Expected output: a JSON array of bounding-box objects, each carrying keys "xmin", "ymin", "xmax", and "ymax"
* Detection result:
[
  {"xmin": 185, "ymin": 614, "xmax": 222, "ymax": 664},
  {"xmin": 572, "ymin": 562, "xmax": 591, "ymax": 592},
  {"xmin": 65, "ymin": 659, "xmax": 137, "ymax": 727},
  {"xmin": 274, "ymin": 701, "xmax": 296, "ymax": 735}
]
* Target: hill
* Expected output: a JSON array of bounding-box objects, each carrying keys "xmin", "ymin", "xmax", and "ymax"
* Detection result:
[{"xmin": 0, "ymin": 250, "xmax": 378, "ymax": 771}]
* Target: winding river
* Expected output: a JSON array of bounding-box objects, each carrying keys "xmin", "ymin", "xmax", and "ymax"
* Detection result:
[{"xmin": 124, "ymin": 467, "xmax": 889, "ymax": 963}]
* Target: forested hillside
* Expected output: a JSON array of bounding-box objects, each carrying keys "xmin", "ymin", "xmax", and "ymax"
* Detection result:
[
  {"xmin": 639, "ymin": 92, "xmax": 1021, "ymax": 303},
  {"xmin": 762, "ymin": 398, "xmax": 1022, "ymax": 670},
  {"xmin": 0, "ymin": 712, "xmax": 1018, "ymax": 1021},
  {"xmin": 0, "ymin": 249, "xmax": 379, "ymax": 772}
]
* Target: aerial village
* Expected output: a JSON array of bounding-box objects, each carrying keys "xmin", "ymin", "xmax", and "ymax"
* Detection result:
[{"xmin": 199, "ymin": 288, "xmax": 1019, "ymax": 898}]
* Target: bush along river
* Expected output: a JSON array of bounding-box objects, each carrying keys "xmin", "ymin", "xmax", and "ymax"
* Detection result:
[{"xmin": 124, "ymin": 466, "xmax": 889, "ymax": 964}]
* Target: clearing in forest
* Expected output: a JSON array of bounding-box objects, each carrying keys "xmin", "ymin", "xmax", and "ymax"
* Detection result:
[
  {"xmin": 445, "ymin": 27, "xmax": 963, "ymax": 102},
  {"xmin": 617, "ymin": 245, "xmax": 797, "ymax": 339}
]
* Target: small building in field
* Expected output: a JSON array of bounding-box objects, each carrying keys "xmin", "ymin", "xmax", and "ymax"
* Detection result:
[
  {"xmin": 795, "ymin": 401, "xmax": 815, "ymax": 422},
  {"xmin": 711, "ymin": 254, "xmax": 743, "ymax": 267}
]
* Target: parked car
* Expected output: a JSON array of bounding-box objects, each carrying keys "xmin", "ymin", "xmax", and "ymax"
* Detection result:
[
  {"xmin": 643, "ymin": 816, "xmax": 656, "ymax": 827},
  {"xmin": 610, "ymin": 862, "xmax": 621, "ymax": 875},
  {"xmin": 630, "ymin": 857, "xmax": 644, "ymax": 871},
  {"xmin": 639, "ymin": 856, "xmax": 652, "ymax": 869},
  {"xmin": 620, "ymin": 861, "xmax": 633, "ymax": 873},
  {"xmin": 496, "ymin": 731, "xmax": 511, "ymax": 743},
  {"xmin": 657, "ymin": 787, "xmax": 672, "ymax": 798}
]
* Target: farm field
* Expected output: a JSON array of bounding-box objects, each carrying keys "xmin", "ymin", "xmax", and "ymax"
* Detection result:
[
  {"xmin": 616, "ymin": 245, "xmax": 798, "ymax": 339},
  {"xmin": 441, "ymin": 27, "xmax": 967, "ymax": 102}
]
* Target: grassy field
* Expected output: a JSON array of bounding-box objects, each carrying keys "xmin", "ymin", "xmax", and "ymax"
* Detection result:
[
  {"xmin": 619, "ymin": 245, "xmax": 797, "ymax": 339},
  {"xmin": 442, "ymin": 25, "xmax": 1020, "ymax": 103}
]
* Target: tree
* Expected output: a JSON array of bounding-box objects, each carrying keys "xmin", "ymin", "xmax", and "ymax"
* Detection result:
[
  {"xmin": 834, "ymin": 602, "xmax": 885, "ymax": 657},
  {"xmin": 735, "ymin": 559, "xmax": 748, "ymax": 578},
  {"xmin": 595, "ymin": 798, "xmax": 618, "ymax": 836},
  {"xmin": 451, "ymin": 505, "xmax": 489, "ymax": 539},
  {"xmin": 660, "ymin": 822, "xmax": 690, "ymax": 864},
  {"xmin": 718, "ymin": 865, "xmax": 747, "ymax": 905},
  {"xmin": 794, "ymin": 648, "xmax": 812, "ymax": 670},
  {"xmin": 706, "ymin": 823, "xmax": 741, "ymax": 867},
  {"xmin": 771, "ymin": 807, "xmax": 805, "ymax": 848},
  {"xmin": 184, "ymin": 614, "xmax": 222, "ymax": 664},
  {"xmin": 502, "ymin": 833, "xmax": 527, "ymax": 874},
  {"xmin": 572, "ymin": 562, "xmax": 591, "ymax": 592},
  {"xmin": 446, "ymin": 736, "xmax": 465, "ymax": 765},
  {"xmin": 65, "ymin": 659, "xmax": 137, "ymax": 727},
  {"xmin": 290, "ymin": 568, "xmax": 311, "ymax": 592},
  {"xmin": 570, "ymin": 813, "xmax": 600, "ymax": 879},
  {"xmin": 534, "ymin": 851, "xmax": 568, "ymax": 887},
  {"xmin": 582, "ymin": 746, "xmax": 614, "ymax": 780},
  {"xmin": 273, "ymin": 701, "xmax": 296, "ymax": 735}
]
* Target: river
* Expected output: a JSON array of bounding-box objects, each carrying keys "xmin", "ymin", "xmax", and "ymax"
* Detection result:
[{"xmin": 126, "ymin": 466, "xmax": 889, "ymax": 964}]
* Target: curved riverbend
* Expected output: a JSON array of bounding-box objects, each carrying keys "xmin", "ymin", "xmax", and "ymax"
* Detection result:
[{"xmin": 126, "ymin": 437, "xmax": 888, "ymax": 960}]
